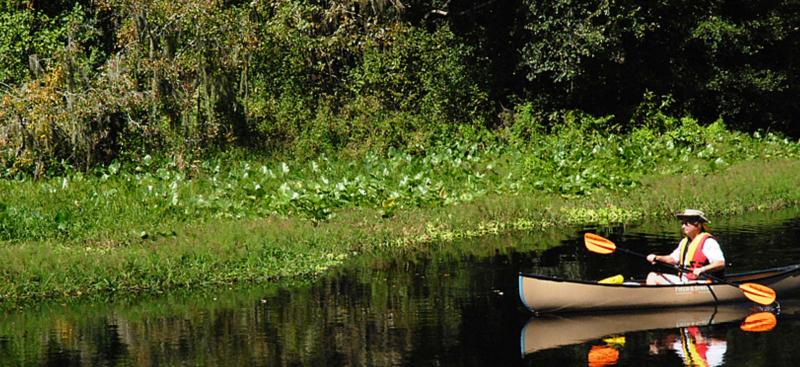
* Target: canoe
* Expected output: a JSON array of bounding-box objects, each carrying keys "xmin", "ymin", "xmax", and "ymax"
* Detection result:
[
  {"xmin": 520, "ymin": 304, "xmax": 755, "ymax": 355},
  {"xmin": 518, "ymin": 264, "xmax": 800, "ymax": 313}
]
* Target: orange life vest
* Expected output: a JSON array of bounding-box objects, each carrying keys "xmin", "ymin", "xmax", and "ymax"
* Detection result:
[{"xmin": 677, "ymin": 232, "xmax": 714, "ymax": 280}]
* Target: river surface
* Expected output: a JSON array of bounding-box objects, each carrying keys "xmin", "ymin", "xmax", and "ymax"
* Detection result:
[{"xmin": 2, "ymin": 208, "xmax": 800, "ymax": 366}]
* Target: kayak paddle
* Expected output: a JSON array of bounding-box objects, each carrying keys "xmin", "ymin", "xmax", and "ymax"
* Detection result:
[{"xmin": 583, "ymin": 233, "xmax": 777, "ymax": 306}]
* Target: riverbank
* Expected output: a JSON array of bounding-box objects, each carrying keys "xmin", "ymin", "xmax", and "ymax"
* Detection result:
[
  {"xmin": 2, "ymin": 157, "xmax": 799, "ymax": 307},
  {"xmin": 3, "ymin": 118, "xmax": 800, "ymax": 306}
]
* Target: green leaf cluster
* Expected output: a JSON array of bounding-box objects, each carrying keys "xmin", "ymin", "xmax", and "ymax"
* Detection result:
[
  {"xmin": 2, "ymin": 109, "xmax": 798, "ymax": 243},
  {"xmin": 1, "ymin": 0, "xmax": 799, "ymax": 176}
]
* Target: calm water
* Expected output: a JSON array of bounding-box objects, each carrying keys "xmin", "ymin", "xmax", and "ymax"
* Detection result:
[{"xmin": 2, "ymin": 208, "xmax": 800, "ymax": 366}]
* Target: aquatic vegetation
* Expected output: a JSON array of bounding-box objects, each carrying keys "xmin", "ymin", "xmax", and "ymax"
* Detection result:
[
  {"xmin": 0, "ymin": 117, "xmax": 799, "ymax": 306},
  {"xmin": 2, "ymin": 116, "xmax": 798, "ymax": 243}
]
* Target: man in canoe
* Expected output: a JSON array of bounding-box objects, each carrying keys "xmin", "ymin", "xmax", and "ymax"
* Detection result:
[{"xmin": 645, "ymin": 209, "xmax": 726, "ymax": 285}]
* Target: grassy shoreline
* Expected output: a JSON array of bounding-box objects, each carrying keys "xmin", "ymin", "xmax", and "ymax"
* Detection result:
[
  {"xmin": 3, "ymin": 118, "xmax": 799, "ymax": 307},
  {"xmin": 2, "ymin": 158, "xmax": 799, "ymax": 307}
]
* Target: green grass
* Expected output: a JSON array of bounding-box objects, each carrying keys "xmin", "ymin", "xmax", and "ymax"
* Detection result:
[{"xmin": 1, "ymin": 117, "xmax": 799, "ymax": 307}]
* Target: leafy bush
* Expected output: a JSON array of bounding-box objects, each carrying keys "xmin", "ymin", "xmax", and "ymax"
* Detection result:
[
  {"xmin": 0, "ymin": 4, "xmax": 78, "ymax": 85},
  {"xmin": 2, "ymin": 109, "xmax": 798, "ymax": 244},
  {"xmin": 246, "ymin": 7, "xmax": 489, "ymax": 157},
  {"xmin": 0, "ymin": 52, "xmax": 145, "ymax": 176}
]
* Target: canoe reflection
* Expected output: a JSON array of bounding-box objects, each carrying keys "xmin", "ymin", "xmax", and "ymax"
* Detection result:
[{"xmin": 520, "ymin": 304, "xmax": 757, "ymax": 357}]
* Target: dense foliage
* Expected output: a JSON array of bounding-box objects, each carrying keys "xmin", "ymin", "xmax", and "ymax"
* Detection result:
[
  {"xmin": 1, "ymin": 0, "xmax": 798, "ymax": 176},
  {"xmin": 1, "ymin": 124, "xmax": 799, "ymax": 305},
  {"xmin": 2, "ymin": 112, "xmax": 798, "ymax": 245}
]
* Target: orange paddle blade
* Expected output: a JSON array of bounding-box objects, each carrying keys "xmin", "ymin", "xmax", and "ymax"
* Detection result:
[
  {"xmin": 739, "ymin": 283, "xmax": 777, "ymax": 306},
  {"xmin": 740, "ymin": 312, "xmax": 777, "ymax": 332},
  {"xmin": 584, "ymin": 233, "xmax": 617, "ymax": 254}
]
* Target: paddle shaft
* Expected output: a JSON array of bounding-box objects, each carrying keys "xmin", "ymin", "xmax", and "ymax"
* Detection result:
[
  {"xmin": 583, "ymin": 232, "xmax": 776, "ymax": 305},
  {"xmin": 617, "ymin": 245, "xmax": 734, "ymax": 286}
]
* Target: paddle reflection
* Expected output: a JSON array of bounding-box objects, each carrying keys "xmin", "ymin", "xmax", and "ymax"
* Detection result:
[
  {"xmin": 588, "ymin": 344, "xmax": 620, "ymax": 366},
  {"xmin": 520, "ymin": 304, "xmax": 777, "ymax": 365}
]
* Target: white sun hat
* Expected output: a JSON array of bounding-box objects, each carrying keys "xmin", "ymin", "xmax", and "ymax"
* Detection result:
[{"xmin": 675, "ymin": 209, "xmax": 710, "ymax": 223}]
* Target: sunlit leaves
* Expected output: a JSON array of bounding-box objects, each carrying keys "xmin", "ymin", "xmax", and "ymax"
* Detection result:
[
  {"xmin": 1, "ymin": 112, "xmax": 798, "ymax": 242},
  {"xmin": 521, "ymin": 0, "xmax": 642, "ymax": 86},
  {"xmin": 511, "ymin": 107, "xmax": 799, "ymax": 196}
]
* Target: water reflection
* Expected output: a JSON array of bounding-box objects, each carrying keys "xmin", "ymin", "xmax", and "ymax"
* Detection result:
[
  {"xmin": 651, "ymin": 326, "xmax": 727, "ymax": 367},
  {"xmin": 0, "ymin": 208, "xmax": 799, "ymax": 366},
  {"xmin": 521, "ymin": 303, "xmax": 790, "ymax": 366},
  {"xmin": 520, "ymin": 304, "xmax": 754, "ymax": 356}
]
